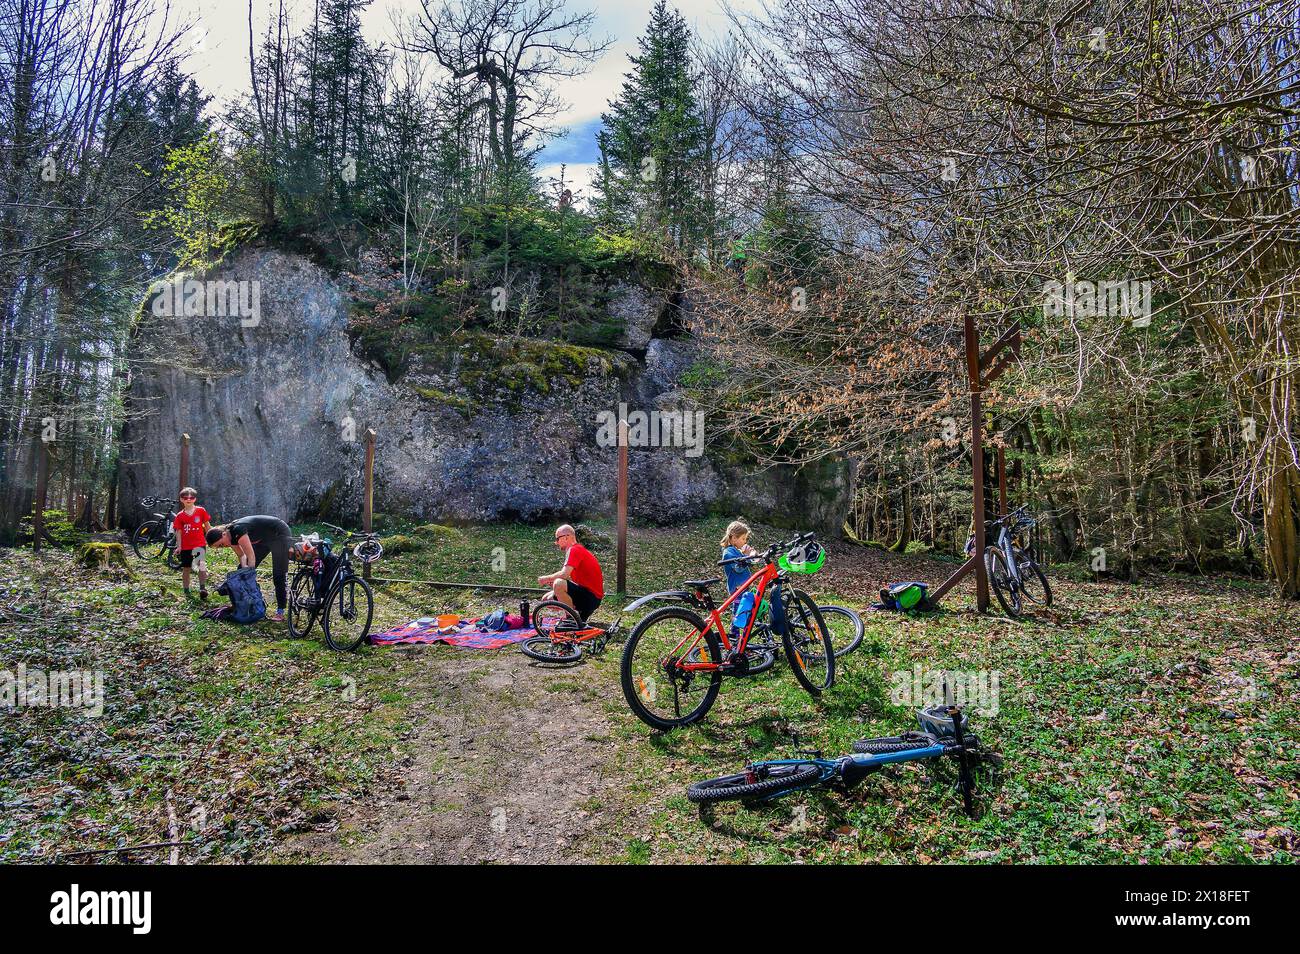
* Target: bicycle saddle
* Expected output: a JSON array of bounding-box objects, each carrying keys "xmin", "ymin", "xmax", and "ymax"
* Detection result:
[{"xmin": 683, "ymin": 578, "xmax": 721, "ymax": 590}]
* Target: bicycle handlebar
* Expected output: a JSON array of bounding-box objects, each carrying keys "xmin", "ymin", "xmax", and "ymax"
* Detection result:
[{"xmin": 715, "ymin": 531, "xmax": 816, "ymax": 567}]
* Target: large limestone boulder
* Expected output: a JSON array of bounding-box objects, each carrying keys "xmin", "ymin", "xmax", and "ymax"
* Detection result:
[{"xmin": 122, "ymin": 247, "xmax": 854, "ymax": 533}]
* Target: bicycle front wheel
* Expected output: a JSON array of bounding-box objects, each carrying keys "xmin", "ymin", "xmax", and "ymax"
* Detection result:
[
  {"xmin": 986, "ymin": 546, "xmax": 1022, "ymax": 618},
  {"xmin": 818, "ymin": 604, "xmax": 864, "ymax": 658},
  {"xmin": 686, "ymin": 762, "xmax": 825, "ymax": 803},
  {"xmin": 620, "ymin": 606, "xmax": 722, "ymax": 730},
  {"xmin": 287, "ymin": 567, "xmax": 319, "ymax": 640},
  {"xmin": 323, "ymin": 576, "xmax": 374, "ymax": 651},
  {"xmin": 781, "ymin": 590, "xmax": 835, "ymax": 694},
  {"xmin": 131, "ymin": 521, "xmax": 165, "ymax": 560}
]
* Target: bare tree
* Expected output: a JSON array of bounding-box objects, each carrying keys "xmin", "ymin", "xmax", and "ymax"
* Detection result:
[{"xmin": 412, "ymin": 0, "xmax": 608, "ymax": 174}]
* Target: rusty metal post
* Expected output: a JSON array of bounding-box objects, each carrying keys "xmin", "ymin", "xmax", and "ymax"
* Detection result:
[
  {"xmin": 965, "ymin": 313, "xmax": 990, "ymax": 612},
  {"xmin": 997, "ymin": 445, "xmax": 1007, "ymax": 516},
  {"xmin": 363, "ymin": 428, "xmax": 376, "ymax": 580},
  {"xmin": 617, "ymin": 415, "xmax": 628, "ymax": 594},
  {"xmin": 33, "ymin": 441, "xmax": 49, "ymax": 554},
  {"xmin": 178, "ymin": 433, "xmax": 190, "ymax": 498}
]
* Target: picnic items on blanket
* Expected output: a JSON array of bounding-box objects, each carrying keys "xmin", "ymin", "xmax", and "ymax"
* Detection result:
[
  {"xmin": 370, "ymin": 614, "xmax": 537, "ymax": 649},
  {"xmin": 436, "ymin": 614, "xmax": 460, "ymax": 630}
]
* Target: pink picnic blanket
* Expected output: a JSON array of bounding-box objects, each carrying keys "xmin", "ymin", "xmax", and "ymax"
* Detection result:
[{"xmin": 370, "ymin": 617, "xmax": 537, "ymax": 649}]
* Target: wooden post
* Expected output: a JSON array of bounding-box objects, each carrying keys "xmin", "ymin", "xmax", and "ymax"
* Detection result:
[
  {"xmin": 997, "ymin": 445, "xmax": 1007, "ymax": 517},
  {"xmin": 178, "ymin": 433, "xmax": 190, "ymax": 498},
  {"xmin": 617, "ymin": 416, "xmax": 628, "ymax": 595},
  {"xmin": 33, "ymin": 441, "xmax": 49, "ymax": 554},
  {"xmin": 363, "ymin": 428, "xmax": 376, "ymax": 580},
  {"xmin": 928, "ymin": 317, "xmax": 1019, "ymax": 612},
  {"xmin": 105, "ymin": 462, "xmax": 118, "ymax": 530},
  {"xmin": 965, "ymin": 313, "xmax": 990, "ymax": 612}
]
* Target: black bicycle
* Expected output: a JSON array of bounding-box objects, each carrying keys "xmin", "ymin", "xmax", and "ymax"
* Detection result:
[
  {"xmin": 966, "ymin": 505, "xmax": 1053, "ymax": 618},
  {"xmin": 286, "ymin": 523, "xmax": 383, "ymax": 651},
  {"xmin": 130, "ymin": 496, "xmax": 182, "ymax": 570}
]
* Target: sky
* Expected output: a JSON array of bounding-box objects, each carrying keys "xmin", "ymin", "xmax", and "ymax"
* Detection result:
[{"xmin": 168, "ymin": 0, "xmax": 763, "ymax": 197}]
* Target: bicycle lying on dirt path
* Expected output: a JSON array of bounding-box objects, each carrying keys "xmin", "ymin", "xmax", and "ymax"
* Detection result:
[
  {"xmin": 520, "ymin": 600, "xmax": 624, "ymax": 664},
  {"xmin": 130, "ymin": 496, "xmax": 181, "ymax": 570},
  {"xmin": 286, "ymin": 523, "xmax": 383, "ymax": 651},
  {"xmin": 687, "ymin": 704, "xmax": 989, "ymax": 816},
  {"xmin": 619, "ymin": 532, "xmax": 836, "ymax": 731}
]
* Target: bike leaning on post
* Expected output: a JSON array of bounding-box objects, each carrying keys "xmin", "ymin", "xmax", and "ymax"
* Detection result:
[
  {"xmin": 965, "ymin": 504, "xmax": 1053, "ymax": 618},
  {"xmin": 130, "ymin": 496, "xmax": 182, "ymax": 570},
  {"xmin": 286, "ymin": 523, "xmax": 383, "ymax": 651}
]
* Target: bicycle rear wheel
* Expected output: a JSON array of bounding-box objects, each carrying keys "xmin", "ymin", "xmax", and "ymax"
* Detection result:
[
  {"xmin": 686, "ymin": 762, "xmax": 824, "ymax": 803},
  {"xmin": 532, "ymin": 599, "xmax": 582, "ymax": 635},
  {"xmin": 818, "ymin": 604, "xmax": 864, "ymax": 658},
  {"xmin": 287, "ymin": 567, "xmax": 319, "ymax": 639},
  {"xmin": 323, "ymin": 576, "xmax": 373, "ymax": 651},
  {"xmin": 781, "ymin": 590, "xmax": 835, "ymax": 694},
  {"xmin": 131, "ymin": 521, "xmax": 165, "ymax": 560}
]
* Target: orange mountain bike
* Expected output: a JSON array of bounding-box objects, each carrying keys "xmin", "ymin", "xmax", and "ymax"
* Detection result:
[
  {"xmin": 520, "ymin": 600, "xmax": 622, "ymax": 664},
  {"xmin": 619, "ymin": 532, "xmax": 835, "ymax": 730}
]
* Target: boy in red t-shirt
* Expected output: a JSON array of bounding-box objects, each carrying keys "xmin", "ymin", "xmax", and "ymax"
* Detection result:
[
  {"xmin": 172, "ymin": 486, "xmax": 212, "ymax": 600},
  {"xmin": 538, "ymin": 524, "xmax": 604, "ymax": 621}
]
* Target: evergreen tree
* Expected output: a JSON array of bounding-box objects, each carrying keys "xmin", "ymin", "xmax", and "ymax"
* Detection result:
[{"xmin": 596, "ymin": 0, "xmax": 705, "ymax": 249}]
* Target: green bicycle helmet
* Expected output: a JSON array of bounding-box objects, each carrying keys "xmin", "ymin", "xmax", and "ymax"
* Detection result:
[{"xmin": 778, "ymin": 541, "xmax": 826, "ymax": 575}]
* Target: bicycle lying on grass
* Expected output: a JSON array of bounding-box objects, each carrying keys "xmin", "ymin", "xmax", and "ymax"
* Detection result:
[
  {"xmin": 687, "ymin": 705, "xmax": 987, "ymax": 816},
  {"xmin": 130, "ymin": 496, "xmax": 181, "ymax": 570},
  {"xmin": 619, "ymin": 532, "xmax": 836, "ymax": 730},
  {"xmin": 520, "ymin": 601, "xmax": 624, "ymax": 664},
  {"xmin": 965, "ymin": 504, "xmax": 1053, "ymax": 618},
  {"xmin": 286, "ymin": 523, "xmax": 383, "ymax": 651}
]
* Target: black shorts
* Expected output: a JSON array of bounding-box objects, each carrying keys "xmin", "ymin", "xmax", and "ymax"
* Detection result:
[
  {"xmin": 178, "ymin": 547, "xmax": 207, "ymax": 569},
  {"xmin": 566, "ymin": 580, "xmax": 602, "ymax": 621}
]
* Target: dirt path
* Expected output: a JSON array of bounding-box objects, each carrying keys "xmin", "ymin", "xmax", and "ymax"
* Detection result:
[{"xmin": 292, "ymin": 646, "xmax": 630, "ymax": 864}]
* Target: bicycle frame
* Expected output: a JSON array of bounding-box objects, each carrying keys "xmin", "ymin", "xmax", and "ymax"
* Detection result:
[
  {"xmin": 746, "ymin": 743, "xmax": 952, "ymax": 802},
  {"xmin": 673, "ymin": 561, "xmax": 785, "ymax": 673},
  {"xmin": 995, "ymin": 523, "xmax": 1021, "ymax": 583},
  {"xmin": 536, "ymin": 621, "xmax": 608, "ymax": 645}
]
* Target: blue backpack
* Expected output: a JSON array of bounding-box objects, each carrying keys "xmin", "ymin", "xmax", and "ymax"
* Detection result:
[{"xmin": 216, "ymin": 567, "xmax": 267, "ymax": 624}]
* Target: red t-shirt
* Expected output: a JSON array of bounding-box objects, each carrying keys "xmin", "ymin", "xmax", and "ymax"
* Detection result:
[
  {"xmin": 172, "ymin": 506, "xmax": 210, "ymax": 551},
  {"xmin": 564, "ymin": 544, "xmax": 604, "ymax": 600}
]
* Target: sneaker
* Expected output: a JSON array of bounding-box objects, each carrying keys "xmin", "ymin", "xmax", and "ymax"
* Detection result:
[
  {"xmin": 199, "ymin": 590, "xmax": 209, "ymax": 602},
  {"xmin": 272, "ymin": 609, "xmax": 286, "ymax": 622}
]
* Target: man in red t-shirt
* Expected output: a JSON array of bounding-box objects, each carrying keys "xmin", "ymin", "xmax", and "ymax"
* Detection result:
[
  {"xmin": 538, "ymin": 524, "xmax": 604, "ymax": 621},
  {"xmin": 171, "ymin": 486, "xmax": 211, "ymax": 600}
]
